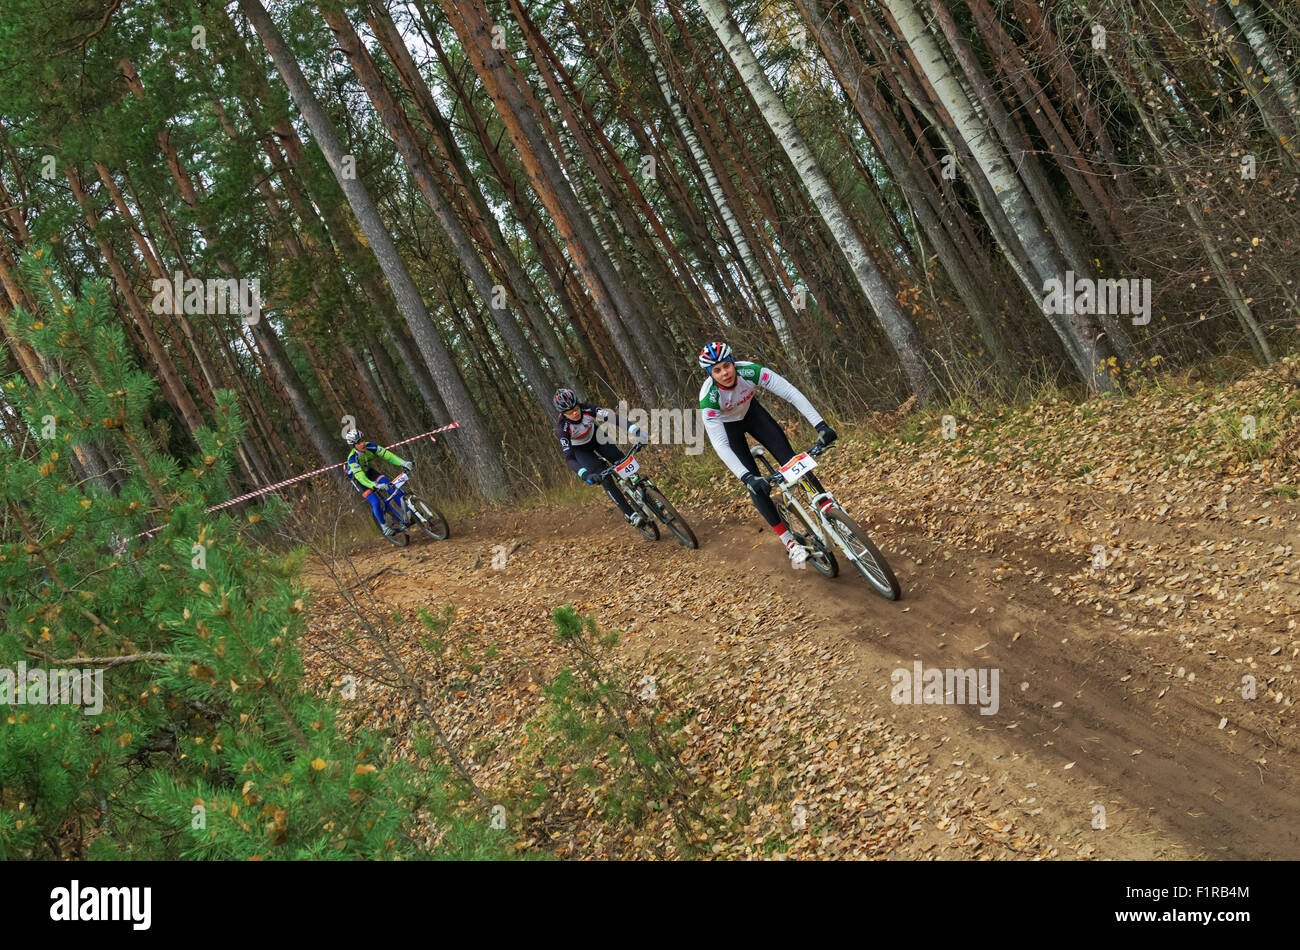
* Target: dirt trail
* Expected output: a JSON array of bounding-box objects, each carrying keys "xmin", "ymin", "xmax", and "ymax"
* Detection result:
[
  {"xmin": 310, "ymin": 484, "xmax": 1299, "ymax": 859},
  {"xmin": 305, "ymin": 362, "xmax": 1299, "ymax": 858}
]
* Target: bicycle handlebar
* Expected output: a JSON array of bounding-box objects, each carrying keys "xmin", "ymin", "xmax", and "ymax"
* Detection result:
[
  {"xmin": 377, "ymin": 469, "xmax": 414, "ymax": 495},
  {"xmin": 758, "ymin": 437, "xmax": 833, "ymax": 486},
  {"xmin": 590, "ymin": 441, "xmax": 648, "ymax": 481}
]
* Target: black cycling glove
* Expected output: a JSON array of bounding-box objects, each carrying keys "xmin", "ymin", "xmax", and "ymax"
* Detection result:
[{"xmin": 742, "ymin": 471, "xmax": 771, "ymax": 498}]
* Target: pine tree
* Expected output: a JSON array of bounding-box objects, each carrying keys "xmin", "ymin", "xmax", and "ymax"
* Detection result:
[{"xmin": 0, "ymin": 248, "xmax": 510, "ymax": 859}]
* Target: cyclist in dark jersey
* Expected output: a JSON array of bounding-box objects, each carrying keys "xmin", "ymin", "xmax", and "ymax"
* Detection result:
[
  {"xmin": 697, "ymin": 341, "xmax": 837, "ymax": 567},
  {"xmin": 553, "ymin": 388, "xmax": 649, "ymax": 527}
]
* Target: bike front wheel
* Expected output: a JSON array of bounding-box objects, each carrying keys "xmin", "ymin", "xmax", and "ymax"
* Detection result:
[
  {"xmin": 616, "ymin": 482, "xmax": 659, "ymax": 540},
  {"xmin": 821, "ymin": 508, "xmax": 900, "ymax": 599},
  {"xmin": 406, "ymin": 492, "xmax": 450, "ymax": 541},
  {"xmin": 779, "ymin": 495, "xmax": 837, "ymax": 577},
  {"xmin": 635, "ymin": 512, "xmax": 660, "ymax": 541},
  {"xmin": 643, "ymin": 484, "xmax": 698, "ymax": 548}
]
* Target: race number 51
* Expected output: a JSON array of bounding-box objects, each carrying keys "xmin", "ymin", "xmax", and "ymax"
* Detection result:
[{"xmin": 780, "ymin": 452, "xmax": 817, "ymax": 485}]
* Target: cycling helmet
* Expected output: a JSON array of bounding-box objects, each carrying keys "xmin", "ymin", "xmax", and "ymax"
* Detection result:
[
  {"xmin": 553, "ymin": 388, "xmax": 579, "ymax": 413},
  {"xmin": 698, "ymin": 341, "xmax": 733, "ymax": 369},
  {"xmin": 343, "ymin": 426, "xmax": 364, "ymax": 445}
]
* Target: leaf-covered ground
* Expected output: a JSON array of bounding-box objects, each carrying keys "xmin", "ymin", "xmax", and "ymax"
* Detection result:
[{"xmin": 302, "ymin": 356, "xmax": 1300, "ymax": 859}]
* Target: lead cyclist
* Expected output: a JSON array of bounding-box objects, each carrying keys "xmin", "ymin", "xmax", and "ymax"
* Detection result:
[{"xmin": 697, "ymin": 341, "xmax": 837, "ymax": 567}]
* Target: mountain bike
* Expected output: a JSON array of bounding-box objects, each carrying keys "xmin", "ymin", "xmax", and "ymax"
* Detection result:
[
  {"xmin": 752, "ymin": 441, "xmax": 900, "ymax": 600},
  {"xmin": 370, "ymin": 472, "xmax": 450, "ymax": 546},
  {"xmin": 592, "ymin": 444, "xmax": 698, "ymax": 548}
]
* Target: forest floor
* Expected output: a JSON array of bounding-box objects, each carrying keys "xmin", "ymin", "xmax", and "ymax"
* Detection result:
[{"xmin": 302, "ymin": 356, "xmax": 1300, "ymax": 859}]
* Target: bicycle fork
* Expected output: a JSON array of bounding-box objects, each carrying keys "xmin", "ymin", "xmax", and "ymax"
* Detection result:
[
  {"xmin": 627, "ymin": 477, "xmax": 654, "ymax": 517},
  {"xmin": 812, "ymin": 499, "xmax": 870, "ymax": 574},
  {"xmin": 388, "ymin": 492, "xmax": 410, "ymax": 526},
  {"xmin": 781, "ymin": 488, "xmax": 828, "ymax": 549},
  {"xmin": 787, "ymin": 487, "xmax": 859, "ymax": 568}
]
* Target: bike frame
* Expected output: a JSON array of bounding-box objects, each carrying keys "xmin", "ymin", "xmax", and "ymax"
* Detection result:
[
  {"xmin": 591, "ymin": 443, "xmax": 646, "ymax": 487},
  {"xmin": 597, "ymin": 445, "xmax": 656, "ymax": 514},
  {"xmin": 758, "ymin": 441, "xmax": 837, "ymax": 550},
  {"xmin": 371, "ymin": 472, "xmax": 414, "ymax": 529}
]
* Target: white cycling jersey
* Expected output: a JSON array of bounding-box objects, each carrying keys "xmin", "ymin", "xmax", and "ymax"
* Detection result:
[{"xmin": 699, "ymin": 362, "xmax": 824, "ymax": 480}]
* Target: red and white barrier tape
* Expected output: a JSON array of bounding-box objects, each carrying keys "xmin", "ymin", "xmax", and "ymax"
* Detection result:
[{"xmin": 118, "ymin": 421, "xmax": 459, "ymax": 548}]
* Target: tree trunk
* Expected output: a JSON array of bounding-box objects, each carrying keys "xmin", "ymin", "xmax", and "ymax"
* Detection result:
[
  {"xmin": 879, "ymin": 0, "xmax": 1117, "ymax": 392},
  {"xmin": 699, "ymin": 0, "xmax": 938, "ymax": 400},
  {"xmin": 922, "ymin": 0, "xmax": 1136, "ymax": 367},
  {"xmin": 365, "ymin": 2, "xmax": 580, "ymax": 391},
  {"xmin": 1227, "ymin": 0, "xmax": 1300, "ymax": 122},
  {"xmin": 512, "ymin": 0, "xmax": 701, "ymax": 357},
  {"xmin": 1105, "ymin": 46, "xmax": 1275, "ymax": 364},
  {"xmin": 321, "ymin": 5, "xmax": 556, "ymax": 418},
  {"xmin": 1196, "ymin": 0, "xmax": 1300, "ymax": 167},
  {"xmin": 636, "ymin": 4, "xmax": 795, "ymax": 352},
  {"xmin": 64, "ymin": 165, "xmax": 211, "ymax": 436},
  {"xmin": 239, "ymin": 0, "xmax": 508, "ymax": 500},
  {"xmin": 429, "ymin": 0, "xmax": 662, "ymax": 405},
  {"xmin": 362, "ymin": 324, "xmax": 422, "ymax": 435}
]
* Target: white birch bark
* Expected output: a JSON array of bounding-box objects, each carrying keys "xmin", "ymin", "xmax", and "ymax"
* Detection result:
[
  {"xmin": 880, "ymin": 0, "xmax": 1121, "ymax": 391},
  {"xmin": 1195, "ymin": 0, "xmax": 1300, "ymax": 169},
  {"xmin": 697, "ymin": 0, "xmax": 936, "ymax": 399},
  {"xmin": 1227, "ymin": 0, "xmax": 1300, "ymax": 133}
]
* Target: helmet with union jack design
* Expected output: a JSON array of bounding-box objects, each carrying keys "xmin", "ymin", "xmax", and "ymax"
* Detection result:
[
  {"xmin": 553, "ymin": 388, "xmax": 579, "ymax": 413},
  {"xmin": 697, "ymin": 341, "xmax": 733, "ymax": 369}
]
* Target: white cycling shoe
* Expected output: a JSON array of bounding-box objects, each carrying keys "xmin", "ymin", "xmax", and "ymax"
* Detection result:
[{"xmin": 785, "ymin": 539, "xmax": 808, "ymax": 567}]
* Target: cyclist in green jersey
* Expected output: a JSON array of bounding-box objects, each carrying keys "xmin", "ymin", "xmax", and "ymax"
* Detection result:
[{"xmin": 343, "ymin": 427, "xmax": 412, "ymax": 537}]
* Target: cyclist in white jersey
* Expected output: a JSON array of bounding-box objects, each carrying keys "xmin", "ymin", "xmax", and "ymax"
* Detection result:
[{"xmin": 697, "ymin": 341, "xmax": 837, "ymax": 566}]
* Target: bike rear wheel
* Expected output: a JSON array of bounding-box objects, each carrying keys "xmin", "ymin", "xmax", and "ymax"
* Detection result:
[
  {"xmin": 822, "ymin": 508, "xmax": 901, "ymax": 600},
  {"xmin": 406, "ymin": 492, "xmax": 450, "ymax": 541},
  {"xmin": 643, "ymin": 483, "xmax": 698, "ymax": 548}
]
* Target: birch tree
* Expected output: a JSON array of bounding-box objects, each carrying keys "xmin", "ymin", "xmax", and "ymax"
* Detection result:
[
  {"xmin": 879, "ymin": 0, "xmax": 1117, "ymax": 393},
  {"xmin": 635, "ymin": 3, "xmax": 794, "ymax": 352},
  {"xmin": 697, "ymin": 0, "xmax": 937, "ymax": 401}
]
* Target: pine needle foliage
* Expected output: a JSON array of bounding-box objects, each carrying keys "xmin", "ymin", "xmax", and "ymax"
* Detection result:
[{"xmin": 0, "ymin": 249, "xmax": 510, "ymax": 860}]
